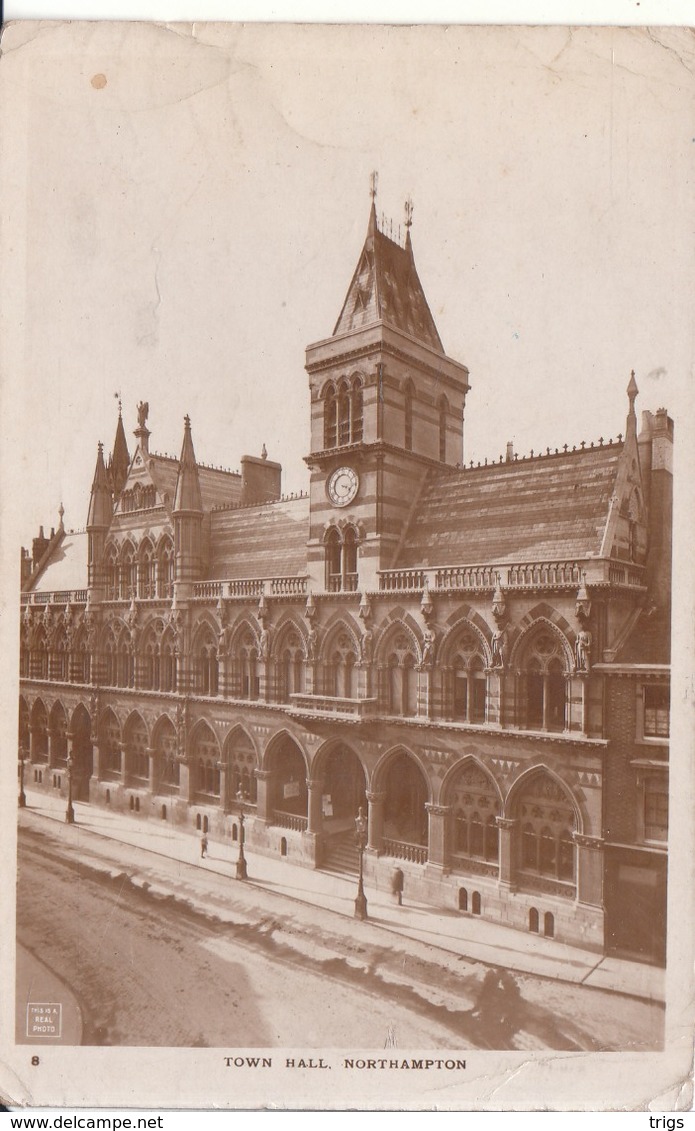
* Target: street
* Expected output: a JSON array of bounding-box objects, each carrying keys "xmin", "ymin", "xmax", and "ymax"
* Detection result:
[{"xmin": 16, "ymin": 812, "xmax": 664, "ymax": 1050}]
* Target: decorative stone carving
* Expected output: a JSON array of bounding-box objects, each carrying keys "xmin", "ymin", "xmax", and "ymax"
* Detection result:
[
  {"xmin": 421, "ymin": 627, "xmax": 437, "ymax": 668},
  {"xmin": 491, "ymin": 624, "xmax": 508, "ymax": 669},
  {"xmin": 575, "ymin": 628, "xmax": 592, "ymax": 673},
  {"xmin": 420, "ymin": 583, "xmax": 434, "ymax": 625},
  {"xmin": 575, "ymin": 572, "xmax": 592, "ymax": 626},
  {"xmin": 491, "ymin": 576, "xmax": 507, "ymax": 626}
]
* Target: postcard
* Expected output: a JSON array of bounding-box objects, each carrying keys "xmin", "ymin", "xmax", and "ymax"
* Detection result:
[{"xmin": 0, "ymin": 19, "xmax": 693, "ymax": 1112}]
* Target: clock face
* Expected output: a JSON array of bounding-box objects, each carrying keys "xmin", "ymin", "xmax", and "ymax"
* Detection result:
[{"xmin": 327, "ymin": 466, "xmax": 359, "ymax": 507}]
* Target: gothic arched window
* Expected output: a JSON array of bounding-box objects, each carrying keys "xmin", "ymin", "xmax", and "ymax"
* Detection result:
[
  {"xmin": 324, "ymin": 526, "xmax": 359, "ymax": 593},
  {"xmin": 386, "ymin": 633, "xmax": 419, "ymax": 718},
  {"xmin": 139, "ymin": 540, "xmax": 156, "ymax": 599},
  {"xmin": 193, "ymin": 725, "xmax": 220, "ymax": 797},
  {"xmin": 104, "ymin": 545, "xmax": 118, "ymax": 600},
  {"xmin": 276, "ymin": 629, "xmax": 305, "ymax": 703},
  {"xmin": 157, "ymin": 536, "xmax": 174, "ymax": 598},
  {"xmin": 521, "ymin": 629, "xmax": 568, "ymax": 732},
  {"xmin": 450, "ymin": 630, "xmax": 487, "ymax": 723},
  {"xmin": 194, "ymin": 626, "xmax": 219, "ymax": 697},
  {"xmin": 236, "ymin": 630, "xmax": 259, "ymax": 700},
  {"xmin": 450, "ymin": 764, "xmax": 500, "ymax": 864},
  {"xmin": 323, "ymin": 376, "xmax": 363, "ymax": 449},
  {"xmin": 326, "ymin": 632, "xmax": 358, "ymax": 698},
  {"xmin": 160, "ymin": 631, "xmax": 177, "ymax": 693},
  {"xmin": 325, "ymin": 528, "xmax": 342, "ymax": 592},
  {"xmin": 514, "ymin": 772, "xmax": 576, "ymax": 886}
]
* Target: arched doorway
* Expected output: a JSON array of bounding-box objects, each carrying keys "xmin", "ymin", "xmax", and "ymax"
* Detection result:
[
  {"xmin": 49, "ymin": 702, "xmax": 68, "ymax": 768},
  {"xmin": 30, "ymin": 700, "xmax": 48, "ymax": 763},
  {"xmin": 152, "ymin": 716, "xmax": 179, "ymax": 795},
  {"xmin": 19, "ymin": 698, "xmax": 30, "ymax": 756},
  {"xmin": 71, "ymin": 704, "xmax": 93, "ymax": 801},
  {"xmin": 123, "ymin": 712, "xmax": 149, "ymax": 787},
  {"xmin": 266, "ymin": 735, "xmax": 308, "ymax": 830},
  {"xmin": 313, "ymin": 743, "xmax": 367, "ymax": 874},
  {"xmin": 382, "ymin": 750, "xmax": 429, "ymax": 859},
  {"xmin": 223, "ymin": 727, "xmax": 258, "ymax": 808}
]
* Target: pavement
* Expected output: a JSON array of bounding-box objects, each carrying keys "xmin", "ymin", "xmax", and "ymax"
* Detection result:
[
  {"xmin": 18, "ymin": 788, "xmax": 664, "ymax": 1004},
  {"xmin": 15, "ymin": 944, "xmax": 84, "ymax": 1046}
]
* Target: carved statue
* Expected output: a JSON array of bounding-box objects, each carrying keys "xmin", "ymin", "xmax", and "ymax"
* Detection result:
[
  {"xmin": 491, "ymin": 626, "xmax": 507, "ymax": 669},
  {"xmin": 259, "ymin": 627, "xmax": 271, "ymax": 662},
  {"xmin": 137, "ymin": 400, "xmax": 149, "ymax": 428},
  {"xmin": 575, "ymin": 629, "xmax": 592, "ymax": 673},
  {"xmin": 307, "ymin": 627, "xmax": 319, "ymax": 661},
  {"xmin": 360, "ymin": 627, "xmax": 373, "ymax": 663},
  {"xmin": 421, "ymin": 628, "xmax": 436, "ymax": 668}
]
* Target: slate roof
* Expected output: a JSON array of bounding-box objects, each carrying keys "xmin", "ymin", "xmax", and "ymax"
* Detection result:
[
  {"xmin": 209, "ymin": 495, "xmax": 309, "ymax": 579},
  {"xmin": 614, "ymin": 608, "xmax": 671, "ymax": 665},
  {"xmin": 31, "ymin": 531, "xmax": 89, "ymax": 592},
  {"xmin": 396, "ymin": 444, "xmax": 623, "ymax": 567},
  {"xmin": 148, "ymin": 454, "xmax": 242, "ymax": 513},
  {"xmin": 333, "ymin": 204, "xmax": 443, "ymax": 352}
]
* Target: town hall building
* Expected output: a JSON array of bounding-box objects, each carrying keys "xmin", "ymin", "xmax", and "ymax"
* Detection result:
[{"xmin": 18, "ymin": 192, "xmax": 672, "ymax": 965}]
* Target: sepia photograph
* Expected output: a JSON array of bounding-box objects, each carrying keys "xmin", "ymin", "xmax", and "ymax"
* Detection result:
[{"xmin": 0, "ymin": 17, "xmax": 693, "ymax": 1112}]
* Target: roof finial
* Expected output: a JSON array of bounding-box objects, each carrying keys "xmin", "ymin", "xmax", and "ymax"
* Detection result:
[
  {"xmin": 404, "ymin": 196, "xmax": 413, "ymax": 229},
  {"xmin": 627, "ymin": 369, "xmax": 638, "ymax": 413},
  {"xmin": 370, "ymin": 170, "xmax": 378, "ymax": 201},
  {"xmin": 114, "ymin": 390, "xmax": 122, "ymax": 416},
  {"xmin": 58, "ymin": 502, "xmax": 65, "ymax": 529}
]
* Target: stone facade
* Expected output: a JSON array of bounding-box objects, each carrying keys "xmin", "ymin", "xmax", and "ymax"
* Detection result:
[{"xmin": 18, "ymin": 199, "xmax": 672, "ymax": 963}]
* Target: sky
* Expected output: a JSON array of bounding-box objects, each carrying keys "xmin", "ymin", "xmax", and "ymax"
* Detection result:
[{"xmin": 1, "ymin": 21, "xmax": 693, "ymax": 549}]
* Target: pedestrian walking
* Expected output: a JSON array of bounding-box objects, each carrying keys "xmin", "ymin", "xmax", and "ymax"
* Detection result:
[
  {"xmin": 391, "ymin": 865, "xmax": 404, "ymax": 906},
  {"xmin": 200, "ymin": 834, "xmax": 208, "ymax": 859}
]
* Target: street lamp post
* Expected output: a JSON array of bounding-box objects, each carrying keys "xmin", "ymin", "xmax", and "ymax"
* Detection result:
[
  {"xmin": 354, "ymin": 806, "xmax": 368, "ymax": 921},
  {"xmin": 65, "ymin": 755, "xmax": 75, "ymax": 824},
  {"xmin": 18, "ymin": 749, "xmax": 26, "ymax": 809},
  {"xmin": 235, "ymin": 789, "xmax": 249, "ymax": 881}
]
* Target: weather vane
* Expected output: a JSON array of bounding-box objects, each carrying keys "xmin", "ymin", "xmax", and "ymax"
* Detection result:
[
  {"xmin": 114, "ymin": 390, "xmax": 122, "ymax": 415},
  {"xmin": 370, "ymin": 170, "xmax": 378, "ymax": 201},
  {"xmin": 404, "ymin": 196, "xmax": 414, "ymax": 229}
]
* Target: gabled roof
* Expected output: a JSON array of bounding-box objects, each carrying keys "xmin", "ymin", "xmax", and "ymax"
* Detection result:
[
  {"xmin": 396, "ymin": 444, "xmax": 624, "ymax": 568},
  {"xmin": 31, "ymin": 530, "xmax": 89, "ymax": 593},
  {"xmin": 209, "ymin": 495, "xmax": 309, "ymax": 580},
  {"xmin": 332, "ymin": 202, "xmax": 443, "ymax": 352}
]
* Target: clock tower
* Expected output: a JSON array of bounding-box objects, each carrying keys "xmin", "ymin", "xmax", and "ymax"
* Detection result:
[{"xmin": 305, "ymin": 181, "xmax": 470, "ymax": 592}]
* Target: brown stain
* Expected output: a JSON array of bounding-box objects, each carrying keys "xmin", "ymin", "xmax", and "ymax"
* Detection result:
[{"xmin": 91, "ymin": 74, "xmax": 107, "ymax": 90}]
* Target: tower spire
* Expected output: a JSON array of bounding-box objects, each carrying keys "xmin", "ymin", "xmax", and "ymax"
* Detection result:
[
  {"xmin": 174, "ymin": 415, "xmax": 203, "ymax": 513},
  {"xmin": 108, "ymin": 407, "xmax": 130, "ymax": 498},
  {"xmin": 626, "ymin": 370, "xmax": 639, "ymax": 440}
]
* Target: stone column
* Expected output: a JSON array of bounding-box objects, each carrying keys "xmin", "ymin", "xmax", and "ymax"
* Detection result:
[
  {"xmin": 254, "ymin": 768, "xmax": 273, "ymax": 824},
  {"xmin": 218, "ymin": 762, "xmax": 228, "ymax": 812},
  {"xmin": 425, "ymin": 803, "xmax": 451, "ymax": 874},
  {"xmin": 487, "ymin": 669, "xmax": 505, "ymax": 727},
  {"xmin": 117, "ymin": 741, "xmax": 126, "ymax": 782},
  {"xmin": 146, "ymin": 747, "xmax": 157, "ymax": 793},
  {"xmin": 178, "ymin": 758, "xmax": 193, "ymax": 803},
  {"xmin": 29, "ymin": 724, "xmax": 43, "ymax": 764},
  {"xmin": 306, "ymin": 778, "xmax": 324, "ymax": 836},
  {"xmin": 496, "ymin": 816, "xmax": 517, "ymax": 887},
  {"xmin": 366, "ymin": 790, "xmax": 385, "ymax": 853},
  {"xmin": 573, "ymin": 831, "xmax": 604, "ymax": 907}
]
